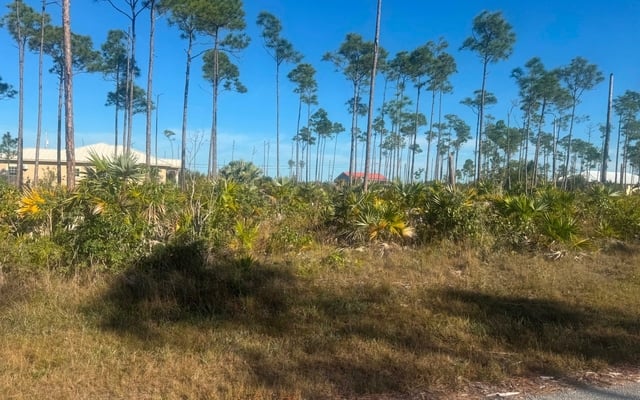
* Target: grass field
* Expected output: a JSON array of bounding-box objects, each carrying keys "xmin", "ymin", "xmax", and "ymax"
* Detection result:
[{"xmin": 1, "ymin": 241, "xmax": 639, "ymax": 399}]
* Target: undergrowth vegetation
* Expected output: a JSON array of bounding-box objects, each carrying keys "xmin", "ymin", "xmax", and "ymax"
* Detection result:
[
  {"xmin": 1, "ymin": 156, "xmax": 640, "ymax": 398},
  {"xmin": 2, "ymin": 155, "xmax": 640, "ymax": 270}
]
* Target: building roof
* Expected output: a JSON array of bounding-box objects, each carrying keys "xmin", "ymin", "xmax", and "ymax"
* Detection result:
[
  {"xmin": 579, "ymin": 170, "xmax": 639, "ymax": 185},
  {"xmin": 335, "ymin": 171, "xmax": 387, "ymax": 181},
  {"xmin": 19, "ymin": 143, "xmax": 180, "ymax": 168}
]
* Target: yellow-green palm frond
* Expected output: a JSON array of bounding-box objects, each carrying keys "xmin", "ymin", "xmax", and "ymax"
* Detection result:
[{"xmin": 17, "ymin": 187, "xmax": 46, "ymax": 217}]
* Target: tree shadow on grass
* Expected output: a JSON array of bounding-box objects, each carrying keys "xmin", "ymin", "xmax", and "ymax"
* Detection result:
[
  {"xmin": 85, "ymin": 241, "xmax": 454, "ymax": 397},
  {"xmin": 86, "ymin": 240, "xmax": 299, "ymax": 343},
  {"xmin": 427, "ymin": 288, "xmax": 640, "ymax": 375},
  {"xmin": 85, "ymin": 245, "xmax": 640, "ymax": 398}
]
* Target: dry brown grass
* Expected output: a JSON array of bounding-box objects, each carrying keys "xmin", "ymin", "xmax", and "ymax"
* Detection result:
[{"xmin": 0, "ymin": 241, "xmax": 639, "ymax": 399}]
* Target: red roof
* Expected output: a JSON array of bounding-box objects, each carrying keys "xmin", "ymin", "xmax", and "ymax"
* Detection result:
[{"xmin": 336, "ymin": 172, "xmax": 387, "ymax": 181}]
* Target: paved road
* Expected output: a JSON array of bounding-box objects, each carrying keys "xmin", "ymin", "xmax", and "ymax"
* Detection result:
[{"xmin": 522, "ymin": 381, "xmax": 640, "ymax": 400}]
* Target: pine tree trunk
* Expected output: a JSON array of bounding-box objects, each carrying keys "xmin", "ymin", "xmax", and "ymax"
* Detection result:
[
  {"xmin": 209, "ymin": 33, "xmax": 220, "ymax": 178},
  {"xmin": 295, "ymin": 96, "xmax": 301, "ymax": 181},
  {"xmin": 522, "ymin": 110, "xmax": 532, "ymax": 192},
  {"xmin": 16, "ymin": 4, "xmax": 24, "ymax": 188},
  {"xmin": 601, "ymin": 73, "xmax": 614, "ymax": 183},
  {"xmin": 363, "ymin": 0, "xmax": 382, "ymax": 190},
  {"xmin": 552, "ymin": 118, "xmax": 558, "ymax": 187},
  {"xmin": 348, "ymin": 84, "xmax": 359, "ymax": 185},
  {"xmin": 425, "ymin": 90, "xmax": 436, "ymax": 182},
  {"xmin": 615, "ymin": 118, "xmax": 621, "ymax": 184},
  {"xmin": 114, "ymin": 65, "xmax": 120, "ymax": 156},
  {"xmin": 377, "ymin": 79, "xmax": 387, "ymax": 177},
  {"xmin": 180, "ymin": 32, "xmax": 194, "ymax": 188},
  {"xmin": 145, "ymin": 1, "xmax": 155, "ymax": 168},
  {"xmin": 332, "ymin": 135, "xmax": 338, "ymax": 180},
  {"xmin": 305, "ymin": 102, "xmax": 312, "ymax": 182},
  {"xmin": 476, "ymin": 59, "xmax": 488, "ymax": 183},
  {"xmin": 622, "ymin": 129, "xmax": 630, "ymax": 185},
  {"xmin": 275, "ymin": 63, "xmax": 280, "ymax": 179},
  {"xmin": 316, "ymin": 131, "xmax": 324, "ymax": 182},
  {"xmin": 435, "ymin": 90, "xmax": 444, "ymax": 181},
  {"xmin": 409, "ymin": 85, "xmax": 421, "ymax": 183},
  {"xmin": 123, "ymin": 41, "xmax": 130, "ymax": 153},
  {"xmin": 532, "ymin": 99, "xmax": 547, "ymax": 188},
  {"xmin": 56, "ymin": 73, "xmax": 63, "ymax": 185},
  {"xmin": 127, "ymin": 17, "xmax": 136, "ymax": 153},
  {"xmin": 321, "ymin": 136, "xmax": 327, "ymax": 181},
  {"xmin": 35, "ymin": 0, "xmax": 46, "ymax": 186},
  {"xmin": 62, "ymin": 0, "xmax": 75, "ymax": 190},
  {"xmin": 563, "ymin": 102, "xmax": 577, "ymax": 189}
]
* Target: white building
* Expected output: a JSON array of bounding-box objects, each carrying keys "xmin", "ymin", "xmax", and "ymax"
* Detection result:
[{"xmin": 1, "ymin": 143, "xmax": 180, "ymax": 185}]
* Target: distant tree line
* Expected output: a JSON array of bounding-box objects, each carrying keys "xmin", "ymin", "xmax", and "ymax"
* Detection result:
[{"xmin": 2, "ymin": 1, "xmax": 640, "ymax": 191}]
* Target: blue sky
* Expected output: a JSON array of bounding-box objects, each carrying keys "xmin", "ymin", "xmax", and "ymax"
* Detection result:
[{"xmin": 1, "ymin": 0, "xmax": 639, "ymax": 179}]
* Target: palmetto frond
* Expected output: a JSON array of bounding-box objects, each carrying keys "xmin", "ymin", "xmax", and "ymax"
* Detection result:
[
  {"xmin": 355, "ymin": 196, "xmax": 414, "ymax": 242},
  {"xmin": 541, "ymin": 213, "xmax": 580, "ymax": 243},
  {"xmin": 84, "ymin": 151, "xmax": 144, "ymax": 185},
  {"xmin": 498, "ymin": 194, "xmax": 548, "ymax": 222},
  {"xmin": 17, "ymin": 187, "xmax": 46, "ymax": 217}
]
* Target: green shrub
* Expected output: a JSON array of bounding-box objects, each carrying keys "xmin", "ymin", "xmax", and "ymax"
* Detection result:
[
  {"xmin": 492, "ymin": 194, "xmax": 548, "ymax": 247},
  {"xmin": 265, "ymin": 224, "xmax": 313, "ymax": 254},
  {"xmin": 606, "ymin": 195, "xmax": 640, "ymax": 240},
  {"xmin": 60, "ymin": 212, "xmax": 145, "ymax": 270},
  {"xmin": 16, "ymin": 235, "xmax": 65, "ymax": 270},
  {"xmin": 419, "ymin": 184, "xmax": 482, "ymax": 243},
  {"xmin": 180, "ymin": 179, "xmax": 265, "ymax": 249},
  {"xmin": 0, "ymin": 181, "xmax": 20, "ymax": 230},
  {"xmin": 491, "ymin": 188, "xmax": 591, "ymax": 250}
]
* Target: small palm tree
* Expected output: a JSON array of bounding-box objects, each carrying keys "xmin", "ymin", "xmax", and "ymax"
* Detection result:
[
  {"xmin": 65, "ymin": 152, "xmax": 154, "ymax": 268},
  {"xmin": 75, "ymin": 151, "xmax": 145, "ymax": 215},
  {"xmin": 334, "ymin": 188, "xmax": 414, "ymax": 244},
  {"xmin": 85, "ymin": 151, "xmax": 144, "ymax": 185},
  {"xmin": 219, "ymin": 160, "xmax": 263, "ymax": 185},
  {"xmin": 355, "ymin": 196, "xmax": 415, "ymax": 242}
]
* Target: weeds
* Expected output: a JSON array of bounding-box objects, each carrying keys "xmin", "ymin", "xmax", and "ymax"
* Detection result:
[
  {"xmin": 2, "ymin": 174, "xmax": 640, "ymax": 398},
  {"xmin": 1, "ymin": 243, "xmax": 639, "ymax": 399}
]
